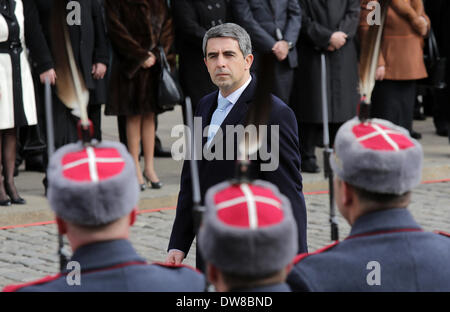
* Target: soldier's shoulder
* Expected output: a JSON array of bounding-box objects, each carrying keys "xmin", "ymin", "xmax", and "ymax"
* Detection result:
[
  {"xmin": 293, "ymin": 241, "xmax": 340, "ymax": 265},
  {"xmin": 149, "ymin": 262, "xmax": 205, "ymax": 291},
  {"xmin": 435, "ymin": 231, "xmax": 450, "ymax": 238},
  {"xmin": 151, "ymin": 262, "xmax": 203, "ymax": 275},
  {"xmin": 2, "ymin": 273, "xmax": 63, "ymax": 292}
]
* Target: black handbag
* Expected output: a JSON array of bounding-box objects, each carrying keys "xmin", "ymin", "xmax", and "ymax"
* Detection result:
[
  {"xmin": 156, "ymin": 46, "xmax": 183, "ymax": 112},
  {"xmin": 419, "ymin": 28, "xmax": 447, "ymax": 89}
]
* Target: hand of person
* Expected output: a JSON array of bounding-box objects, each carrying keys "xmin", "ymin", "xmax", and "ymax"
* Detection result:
[
  {"xmin": 272, "ymin": 41, "xmax": 289, "ymax": 61},
  {"xmin": 375, "ymin": 66, "xmax": 385, "ymax": 81},
  {"xmin": 329, "ymin": 31, "xmax": 348, "ymax": 50},
  {"xmin": 142, "ymin": 52, "xmax": 156, "ymax": 69},
  {"xmin": 327, "ymin": 45, "xmax": 336, "ymax": 52},
  {"xmin": 92, "ymin": 63, "xmax": 107, "ymax": 79},
  {"xmin": 412, "ymin": 16, "xmax": 428, "ymax": 37},
  {"xmin": 39, "ymin": 69, "xmax": 57, "ymax": 85},
  {"xmin": 166, "ymin": 250, "xmax": 185, "ymax": 265}
]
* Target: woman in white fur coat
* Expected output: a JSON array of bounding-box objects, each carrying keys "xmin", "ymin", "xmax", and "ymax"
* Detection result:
[{"xmin": 0, "ymin": 0, "xmax": 37, "ymax": 205}]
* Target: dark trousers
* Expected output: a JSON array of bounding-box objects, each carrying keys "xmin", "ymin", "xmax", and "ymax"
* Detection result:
[
  {"xmin": 88, "ymin": 104, "xmax": 102, "ymax": 141},
  {"xmin": 299, "ymin": 122, "xmax": 342, "ymax": 162},
  {"xmin": 371, "ymin": 80, "xmax": 416, "ymax": 132}
]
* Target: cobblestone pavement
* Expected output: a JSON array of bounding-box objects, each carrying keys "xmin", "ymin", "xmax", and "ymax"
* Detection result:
[{"xmin": 1, "ymin": 181, "xmax": 448, "ymax": 289}]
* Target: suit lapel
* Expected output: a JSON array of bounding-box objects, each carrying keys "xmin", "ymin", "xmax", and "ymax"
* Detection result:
[
  {"xmin": 269, "ymin": 0, "xmax": 277, "ymax": 17},
  {"xmin": 257, "ymin": 0, "xmax": 274, "ymax": 18},
  {"xmin": 201, "ymin": 90, "xmax": 219, "ymax": 148}
]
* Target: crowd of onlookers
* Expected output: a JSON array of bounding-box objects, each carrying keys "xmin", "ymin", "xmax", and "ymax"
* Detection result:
[{"xmin": 0, "ymin": 0, "xmax": 449, "ymax": 206}]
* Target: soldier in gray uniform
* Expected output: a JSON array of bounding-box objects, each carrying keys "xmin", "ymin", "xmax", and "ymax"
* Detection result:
[
  {"xmin": 3, "ymin": 141, "xmax": 205, "ymax": 292},
  {"xmin": 287, "ymin": 117, "xmax": 450, "ymax": 292},
  {"xmin": 198, "ymin": 180, "xmax": 298, "ymax": 292}
]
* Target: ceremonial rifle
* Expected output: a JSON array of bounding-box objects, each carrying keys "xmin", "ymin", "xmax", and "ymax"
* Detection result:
[
  {"xmin": 320, "ymin": 0, "xmax": 391, "ymax": 242},
  {"xmin": 358, "ymin": 0, "xmax": 391, "ymax": 121},
  {"xmin": 320, "ymin": 53, "xmax": 338, "ymax": 241},
  {"xmin": 49, "ymin": 1, "xmax": 93, "ymax": 271}
]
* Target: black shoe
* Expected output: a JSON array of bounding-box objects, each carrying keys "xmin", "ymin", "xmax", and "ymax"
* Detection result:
[
  {"xmin": 5, "ymin": 183, "xmax": 26, "ymax": 205},
  {"xmin": 301, "ymin": 159, "xmax": 320, "ymax": 173},
  {"xmin": 140, "ymin": 183, "xmax": 147, "ymax": 192},
  {"xmin": 143, "ymin": 172, "xmax": 163, "ymax": 189},
  {"xmin": 410, "ymin": 130, "xmax": 422, "ymax": 140},
  {"xmin": 0, "ymin": 199, "xmax": 11, "ymax": 206},
  {"xmin": 414, "ymin": 112, "xmax": 426, "ymax": 121}
]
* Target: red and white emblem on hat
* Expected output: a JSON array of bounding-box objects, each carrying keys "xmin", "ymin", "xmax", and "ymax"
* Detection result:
[
  {"xmin": 213, "ymin": 184, "xmax": 284, "ymax": 229},
  {"xmin": 352, "ymin": 122, "xmax": 415, "ymax": 151},
  {"xmin": 61, "ymin": 147, "xmax": 125, "ymax": 182}
]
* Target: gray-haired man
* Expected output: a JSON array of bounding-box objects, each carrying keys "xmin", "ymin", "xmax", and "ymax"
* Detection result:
[{"xmin": 166, "ymin": 23, "xmax": 307, "ymax": 271}]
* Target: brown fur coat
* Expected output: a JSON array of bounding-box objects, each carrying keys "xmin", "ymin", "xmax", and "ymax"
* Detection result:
[
  {"xmin": 104, "ymin": 0, "xmax": 175, "ymax": 116},
  {"xmin": 359, "ymin": 0, "xmax": 430, "ymax": 80}
]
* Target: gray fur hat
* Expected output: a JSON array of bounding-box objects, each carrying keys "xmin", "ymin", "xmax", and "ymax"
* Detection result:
[
  {"xmin": 330, "ymin": 117, "xmax": 423, "ymax": 195},
  {"xmin": 47, "ymin": 141, "xmax": 139, "ymax": 226},
  {"xmin": 198, "ymin": 180, "xmax": 298, "ymax": 277}
]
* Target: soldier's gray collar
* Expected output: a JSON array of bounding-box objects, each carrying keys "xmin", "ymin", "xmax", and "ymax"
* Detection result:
[
  {"xmin": 348, "ymin": 208, "xmax": 422, "ymax": 238},
  {"xmin": 63, "ymin": 239, "xmax": 145, "ymax": 273}
]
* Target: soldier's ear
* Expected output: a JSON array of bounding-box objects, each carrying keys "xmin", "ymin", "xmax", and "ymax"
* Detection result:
[
  {"xmin": 207, "ymin": 263, "xmax": 219, "ymax": 284},
  {"xmin": 56, "ymin": 217, "xmax": 67, "ymax": 235},
  {"xmin": 129, "ymin": 208, "xmax": 138, "ymax": 226},
  {"xmin": 342, "ymin": 182, "xmax": 356, "ymax": 207}
]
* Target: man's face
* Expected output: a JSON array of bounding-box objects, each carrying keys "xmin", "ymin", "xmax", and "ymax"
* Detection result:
[{"xmin": 204, "ymin": 37, "xmax": 253, "ymax": 96}]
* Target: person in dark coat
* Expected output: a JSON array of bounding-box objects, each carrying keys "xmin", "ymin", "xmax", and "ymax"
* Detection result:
[
  {"xmin": 198, "ymin": 180, "xmax": 297, "ymax": 292},
  {"xmin": 423, "ymin": 0, "xmax": 450, "ymax": 141},
  {"xmin": 172, "ymin": 0, "xmax": 232, "ymax": 112},
  {"xmin": 230, "ymin": 0, "xmax": 301, "ymax": 105},
  {"xmin": 3, "ymin": 141, "xmax": 205, "ymax": 292},
  {"xmin": 104, "ymin": 0, "xmax": 175, "ymax": 191},
  {"xmin": 29, "ymin": 0, "xmax": 109, "ymax": 148},
  {"xmin": 287, "ymin": 117, "xmax": 450, "ymax": 292},
  {"xmin": 166, "ymin": 23, "xmax": 308, "ymax": 272},
  {"xmin": 291, "ymin": 0, "xmax": 360, "ymax": 173}
]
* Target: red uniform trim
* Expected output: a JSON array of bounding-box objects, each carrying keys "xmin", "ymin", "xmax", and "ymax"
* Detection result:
[
  {"xmin": 345, "ymin": 228, "xmax": 423, "ymax": 240},
  {"xmin": 2, "ymin": 261, "xmax": 148, "ymax": 292},
  {"xmin": 435, "ymin": 231, "xmax": 450, "ymax": 238},
  {"xmin": 152, "ymin": 262, "xmax": 202, "ymax": 274},
  {"xmin": 292, "ymin": 241, "xmax": 340, "ymax": 265},
  {"xmin": 3, "ymin": 273, "xmax": 62, "ymax": 292}
]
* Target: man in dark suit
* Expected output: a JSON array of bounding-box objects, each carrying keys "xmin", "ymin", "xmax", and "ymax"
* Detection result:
[
  {"xmin": 166, "ymin": 23, "xmax": 307, "ymax": 271},
  {"xmin": 230, "ymin": 0, "xmax": 301, "ymax": 104},
  {"xmin": 287, "ymin": 118, "xmax": 450, "ymax": 291}
]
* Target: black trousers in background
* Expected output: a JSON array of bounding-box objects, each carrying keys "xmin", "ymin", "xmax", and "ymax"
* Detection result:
[
  {"xmin": 371, "ymin": 80, "xmax": 416, "ymax": 132},
  {"xmin": 298, "ymin": 122, "xmax": 342, "ymax": 162}
]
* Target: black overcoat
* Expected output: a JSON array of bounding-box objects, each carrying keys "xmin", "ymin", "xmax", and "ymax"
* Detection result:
[
  {"xmin": 291, "ymin": 0, "xmax": 360, "ymax": 124},
  {"xmin": 30, "ymin": 0, "xmax": 109, "ymax": 88},
  {"xmin": 172, "ymin": 0, "xmax": 231, "ymax": 109}
]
